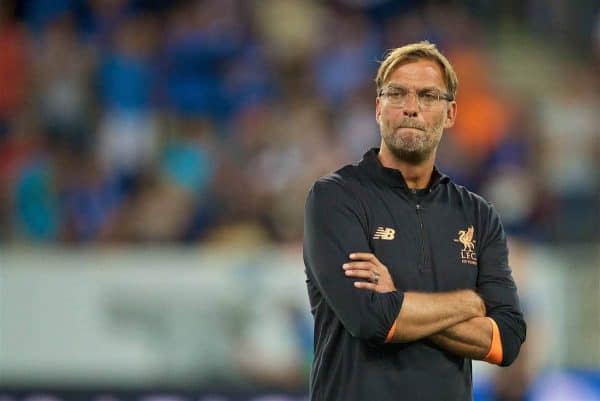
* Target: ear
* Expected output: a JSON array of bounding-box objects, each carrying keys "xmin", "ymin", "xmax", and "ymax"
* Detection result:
[
  {"xmin": 444, "ymin": 100, "xmax": 457, "ymax": 129},
  {"xmin": 375, "ymin": 96, "xmax": 381, "ymax": 124}
]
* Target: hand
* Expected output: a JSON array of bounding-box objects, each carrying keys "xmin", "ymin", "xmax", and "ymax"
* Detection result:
[
  {"xmin": 469, "ymin": 290, "xmax": 487, "ymax": 317},
  {"xmin": 343, "ymin": 252, "xmax": 397, "ymax": 293}
]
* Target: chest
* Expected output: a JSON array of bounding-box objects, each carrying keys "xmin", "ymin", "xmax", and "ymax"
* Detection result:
[{"xmin": 364, "ymin": 190, "xmax": 480, "ymax": 292}]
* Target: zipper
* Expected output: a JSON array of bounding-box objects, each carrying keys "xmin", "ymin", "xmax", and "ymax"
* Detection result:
[
  {"xmin": 411, "ymin": 189, "xmax": 428, "ymax": 271},
  {"xmin": 415, "ymin": 202, "xmax": 427, "ymax": 271}
]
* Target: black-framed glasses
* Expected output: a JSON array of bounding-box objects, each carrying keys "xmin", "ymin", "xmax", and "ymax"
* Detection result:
[{"xmin": 379, "ymin": 86, "xmax": 453, "ymax": 109}]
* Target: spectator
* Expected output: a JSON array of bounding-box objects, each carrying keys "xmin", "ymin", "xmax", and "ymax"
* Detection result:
[{"xmin": 0, "ymin": 0, "xmax": 597, "ymax": 246}]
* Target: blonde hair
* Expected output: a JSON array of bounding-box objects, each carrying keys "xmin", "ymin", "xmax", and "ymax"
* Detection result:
[{"xmin": 375, "ymin": 41, "xmax": 458, "ymax": 100}]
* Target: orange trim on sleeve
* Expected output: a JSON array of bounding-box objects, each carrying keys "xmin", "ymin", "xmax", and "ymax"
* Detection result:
[
  {"xmin": 484, "ymin": 317, "xmax": 503, "ymax": 365},
  {"xmin": 384, "ymin": 319, "xmax": 397, "ymax": 343}
]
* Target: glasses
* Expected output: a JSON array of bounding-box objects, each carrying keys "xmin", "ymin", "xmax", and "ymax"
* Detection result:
[{"xmin": 379, "ymin": 86, "xmax": 453, "ymax": 109}]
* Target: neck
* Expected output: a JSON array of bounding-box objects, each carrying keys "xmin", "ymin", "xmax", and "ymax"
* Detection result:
[{"xmin": 377, "ymin": 143, "xmax": 436, "ymax": 189}]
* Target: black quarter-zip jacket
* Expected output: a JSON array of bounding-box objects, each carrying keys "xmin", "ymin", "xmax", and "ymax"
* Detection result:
[{"xmin": 303, "ymin": 148, "xmax": 526, "ymax": 401}]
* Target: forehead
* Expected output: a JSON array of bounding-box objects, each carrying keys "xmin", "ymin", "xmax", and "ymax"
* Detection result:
[{"xmin": 385, "ymin": 59, "xmax": 446, "ymax": 89}]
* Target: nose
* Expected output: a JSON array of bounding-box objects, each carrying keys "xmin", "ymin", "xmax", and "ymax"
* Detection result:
[{"xmin": 402, "ymin": 93, "xmax": 419, "ymax": 118}]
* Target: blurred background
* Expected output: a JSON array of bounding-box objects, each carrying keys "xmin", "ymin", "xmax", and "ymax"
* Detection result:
[{"xmin": 0, "ymin": 0, "xmax": 598, "ymax": 400}]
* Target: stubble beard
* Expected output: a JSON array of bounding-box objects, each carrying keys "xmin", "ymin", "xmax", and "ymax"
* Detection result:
[{"xmin": 381, "ymin": 118, "xmax": 445, "ymax": 165}]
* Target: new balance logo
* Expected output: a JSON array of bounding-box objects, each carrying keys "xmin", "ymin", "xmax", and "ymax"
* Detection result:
[{"xmin": 373, "ymin": 227, "xmax": 395, "ymax": 240}]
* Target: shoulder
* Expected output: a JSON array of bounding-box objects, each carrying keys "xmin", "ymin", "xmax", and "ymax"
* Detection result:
[
  {"xmin": 447, "ymin": 182, "xmax": 504, "ymax": 242},
  {"xmin": 308, "ymin": 163, "xmax": 366, "ymax": 199},
  {"xmin": 448, "ymin": 182, "xmax": 497, "ymax": 213},
  {"xmin": 305, "ymin": 163, "xmax": 373, "ymax": 220},
  {"xmin": 304, "ymin": 165, "xmax": 368, "ymax": 229}
]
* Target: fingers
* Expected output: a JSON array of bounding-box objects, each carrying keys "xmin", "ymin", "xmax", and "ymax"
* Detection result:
[
  {"xmin": 346, "ymin": 253, "xmax": 396, "ymax": 293},
  {"xmin": 353, "ymin": 281, "xmax": 377, "ymax": 290},
  {"xmin": 342, "ymin": 261, "xmax": 374, "ymax": 270},
  {"xmin": 349, "ymin": 252, "xmax": 376, "ymax": 261},
  {"xmin": 349, "ymin": 253, "xmax": 385, "ymax": 269},
  {"xmin": 344, "ymin": 269, "xmax": 375, "ymax": 279}
]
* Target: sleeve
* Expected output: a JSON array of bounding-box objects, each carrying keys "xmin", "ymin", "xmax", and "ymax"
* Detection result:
[
  {"xmin": 303, "ymin": 179, "xmax": 404, "ymax": 344},
  {"xmin": 477, "ymin": 204, "xmax": 527, "ymax": 366}
]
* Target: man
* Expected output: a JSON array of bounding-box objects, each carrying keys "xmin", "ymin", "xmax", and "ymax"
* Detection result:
[{"xmin": 303, "ymin": 41, "xmax": 526, "ymax": 401}]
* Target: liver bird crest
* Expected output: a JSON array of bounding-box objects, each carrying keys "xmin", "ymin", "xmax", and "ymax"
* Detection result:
[{"xmin": 455, "ymin": 226, "xmax": 476, "ymax": 251}]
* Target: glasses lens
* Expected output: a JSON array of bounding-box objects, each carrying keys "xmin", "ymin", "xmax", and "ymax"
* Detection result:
[
  {"xmin": 383, "ymin": 88, "xmax": 447, "ymax": 108},
  {"xmin": 418, "ymin": 93, "xmax": 438, "ymax": 108},
  {"xmin": 387, "ymin": 91, "xmax": 406, "ymax": 105}
]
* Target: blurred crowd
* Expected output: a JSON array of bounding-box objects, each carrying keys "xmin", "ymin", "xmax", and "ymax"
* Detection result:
[{"xmin": 0, "ymin": 0, "xmax": 598, "ymax": 245}]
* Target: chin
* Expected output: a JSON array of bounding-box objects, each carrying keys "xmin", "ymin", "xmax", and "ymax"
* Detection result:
[
  {"xmin": 399, "ymin": 150, "xmax": 430, "ymax": 165},
  {"xmin": 388, "ymin": 144, "xmax": 431, "ymax": 165}
]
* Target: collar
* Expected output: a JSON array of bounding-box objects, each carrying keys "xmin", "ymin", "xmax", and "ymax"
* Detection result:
[{"xmin": 358, "ymin": 147, "xmax": 450, "ymax": 190}]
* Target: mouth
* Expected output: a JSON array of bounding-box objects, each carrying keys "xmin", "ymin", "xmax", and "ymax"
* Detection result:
[{"xmin": 398, "ymin": 126, "xmax": 425, "ymax": 131}]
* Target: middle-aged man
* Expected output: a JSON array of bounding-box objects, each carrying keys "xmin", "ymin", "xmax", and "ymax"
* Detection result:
[{"xmin": 303, "ymin": 41, "xmax": 526, "ymax": 401}]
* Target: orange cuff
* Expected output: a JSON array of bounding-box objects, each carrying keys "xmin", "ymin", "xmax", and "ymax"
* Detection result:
[
  {"xmin": 384, "ymin": 319, "xmax": 397, "ymax": 343},
  {"xmin": 484, "ymin": 317, "xmax": 503, "ymax": 364}
]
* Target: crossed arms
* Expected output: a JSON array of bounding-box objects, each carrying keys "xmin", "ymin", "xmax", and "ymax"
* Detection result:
[
  {"xmin": 344, "ymin": 252, "xmax": 499, "ymax": 362},
  {"xmin": 303, "ymin": 180, "xmax": 526, "ymax": 366}
]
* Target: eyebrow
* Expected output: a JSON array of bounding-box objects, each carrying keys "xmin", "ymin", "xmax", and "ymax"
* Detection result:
[{"xmin": 386, "ymin": 84, "xmax": 444, "ymax": 92}]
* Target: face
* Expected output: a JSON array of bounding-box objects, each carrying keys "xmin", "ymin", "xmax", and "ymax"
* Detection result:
[{"xmin": 376, "ymin": 59, "xmax": 457, "ymax": 164}]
